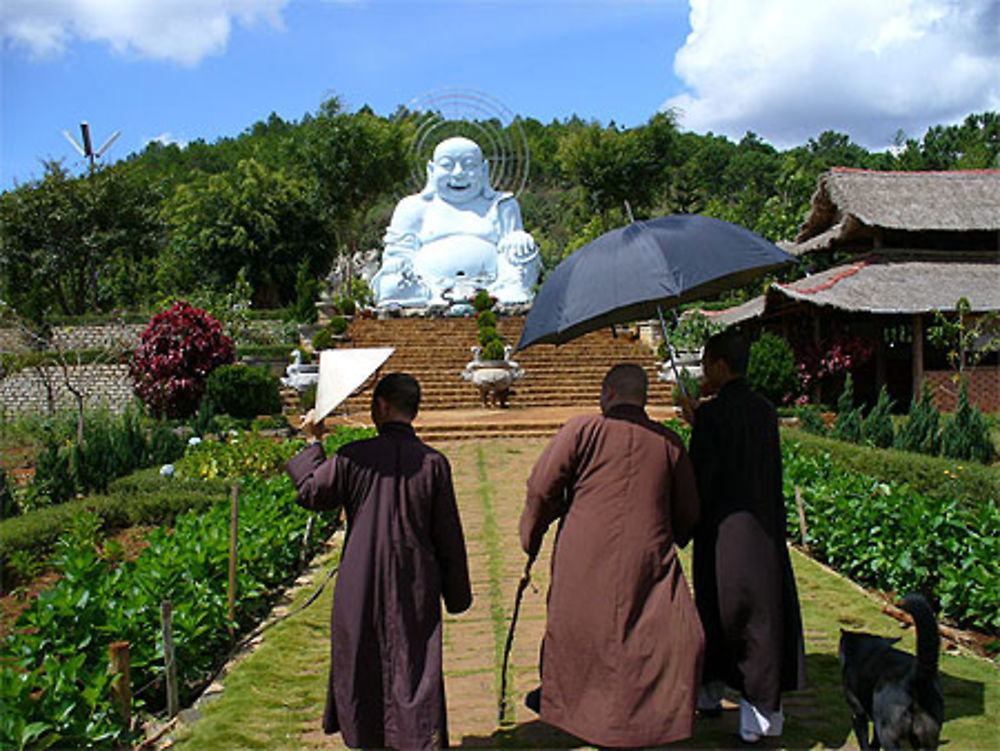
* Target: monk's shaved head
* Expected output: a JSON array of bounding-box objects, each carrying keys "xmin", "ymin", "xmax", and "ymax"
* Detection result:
[
  {"xmin": 373, "ymin": 372, "xmax": 421, "ymax": 419},
  {"xmin": 602, "ymin": 363, "xmax": 648, "ymax": 406}
]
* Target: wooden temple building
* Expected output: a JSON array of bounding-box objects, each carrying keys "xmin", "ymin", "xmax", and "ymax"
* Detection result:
[{"xmin": 717, "ymin": 168, "xmax": 1000, "ymax": 412}]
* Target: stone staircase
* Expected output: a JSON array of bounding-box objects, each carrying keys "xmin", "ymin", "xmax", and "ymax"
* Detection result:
[{"xmin": 311, "ymin": 316, "xmax": 675, "ymax": 440}]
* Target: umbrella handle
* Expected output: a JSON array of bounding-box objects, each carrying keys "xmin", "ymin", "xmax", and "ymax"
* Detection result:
[{"xmin": 657, "ymin": 305, "xmax": 689, "ymax": 402}]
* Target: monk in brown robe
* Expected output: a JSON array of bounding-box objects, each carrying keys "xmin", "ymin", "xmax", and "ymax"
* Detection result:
[
  {"xmin": 519, "ymin": 363, "xmax": 704, "ymax": 748},
  {"xmin": 286, "ymin": 373, "xmax": 472, "ymax": 751},
  {"xmin": 685, "ymin": 330, "xmax": 807, "ymax": 744}
]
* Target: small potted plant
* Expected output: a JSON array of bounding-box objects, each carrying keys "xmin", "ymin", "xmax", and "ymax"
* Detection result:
[{"xmin": 461, "ymin": 291, "xmax": 523, "ymax": 407}]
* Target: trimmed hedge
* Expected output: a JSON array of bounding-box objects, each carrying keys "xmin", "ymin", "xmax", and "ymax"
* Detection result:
[
  {"xmin": 0, "ymin": 469, "xmax": 230, "ymax": 589},
  {"xmin": 783, "ymin": 427, "xmax": 998, "ymax": 507}
]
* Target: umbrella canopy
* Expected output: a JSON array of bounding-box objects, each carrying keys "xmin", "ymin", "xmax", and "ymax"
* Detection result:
[{"xmin": 517, "ymin": 214, "xmax": 795, "ymax": 351}]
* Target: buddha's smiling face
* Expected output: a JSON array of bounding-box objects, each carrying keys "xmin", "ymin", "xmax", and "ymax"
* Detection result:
[{"xmin": 430, "ymin": 137, "xmax": 486, "ymax": 205}]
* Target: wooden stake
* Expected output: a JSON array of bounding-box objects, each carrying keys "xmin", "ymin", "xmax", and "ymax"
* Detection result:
[
  {"xmin": 228, "ymin": 484, "xmax": 239, "ymax": 641},
  {"xmin": 108, "ymin": 641, "xmax": 132, "ymax": 730},
  {"xmin": 795, "ymin": 485, "xmax": 808, "ymax": 549},
  {"xmin": 161, "ymin": 601, "xmax": 179, "ymax": 718}
]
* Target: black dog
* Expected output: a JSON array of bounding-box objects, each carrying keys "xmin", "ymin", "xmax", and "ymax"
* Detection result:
[{"xmin": 838, "ymin": 593, "xmax": 944, "ymax": 750}]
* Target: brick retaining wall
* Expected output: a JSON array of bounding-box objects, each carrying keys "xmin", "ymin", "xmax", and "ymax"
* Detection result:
[
  {"xmin": 0, "ymin": 364, "xmax": 135, "ymax": 417},
  {"xmin": 926, "ymin": 367, "xmax": 999, "ymax": 413}
]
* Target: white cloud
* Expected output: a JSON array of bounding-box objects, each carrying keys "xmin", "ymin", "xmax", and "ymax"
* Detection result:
[
  {"xmin": 664, "ymin": 0, "xmax": 1000, "ymax": 148},
  {"xmin": 143, "ymin": 132, "xmax": 188, "ymax": 149},
  {"xmin": 1, "ymin": 0, "xmax": 290, "ymax": 66}
]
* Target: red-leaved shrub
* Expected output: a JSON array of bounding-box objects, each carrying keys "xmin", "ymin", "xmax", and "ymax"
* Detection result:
[{"xmin": 130, "ymin": 301, "xmax": 235, "ymax": 418}]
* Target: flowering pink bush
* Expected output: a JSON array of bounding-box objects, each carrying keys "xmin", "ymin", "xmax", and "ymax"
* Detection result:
[
  {"xmin": 130, "ymin": 301, "xmax": 235, "ymax": 418},
  {"xmin": 796, "ymin": 336, "xmax": 874, "ymax": 395}
]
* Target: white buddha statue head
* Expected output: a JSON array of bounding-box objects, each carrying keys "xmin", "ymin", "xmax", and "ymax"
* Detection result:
[{"xmin": 423, "ymin": 136, "xmax": 498, "ymax": 204}]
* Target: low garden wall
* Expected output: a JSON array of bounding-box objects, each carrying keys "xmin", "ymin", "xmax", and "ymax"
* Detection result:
[{"xmin": 0, "ymin": 364, "xmax": 135, "ymax": 417}]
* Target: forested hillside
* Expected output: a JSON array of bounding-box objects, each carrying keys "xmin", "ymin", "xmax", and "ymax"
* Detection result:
[{"xmin": 2, "ymin": 98, "xmax": 997, "ymax": 323}]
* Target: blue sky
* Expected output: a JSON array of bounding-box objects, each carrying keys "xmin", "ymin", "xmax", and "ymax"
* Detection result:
[{"xmin": 3, "ymin": 0, "xmax": 999, "ymax": 190}]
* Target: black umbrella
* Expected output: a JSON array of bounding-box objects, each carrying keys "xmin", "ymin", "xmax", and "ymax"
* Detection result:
[{"xmin": 517, "ymin": 213, "xmax": 795, "ymax": 385}]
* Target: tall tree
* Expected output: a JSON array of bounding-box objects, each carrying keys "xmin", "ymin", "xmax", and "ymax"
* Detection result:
[
  {"xmin": 159, "ymin": 157, "xmax": 329, "ymax": 307},
  {"xmin": 0, "ymin": 161, "xmax": 163, "ymax": 321}
]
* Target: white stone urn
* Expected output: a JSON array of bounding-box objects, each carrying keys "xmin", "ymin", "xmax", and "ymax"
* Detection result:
[
  {"xmin": 657, "ymin": 348, "xmax": 702, "ymax": 384},
  {"xmin": 280, "ymin": 349, "xmax": 320, "ymax": 391},
  {"xmin": 461, "ymin": 345, "xmax": 524, "ymax": 408}
]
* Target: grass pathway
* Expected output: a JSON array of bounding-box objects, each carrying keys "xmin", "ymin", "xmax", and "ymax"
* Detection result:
[{"xmin": 170, "ymin": 438, "xmax": 999, "ymax": 750}]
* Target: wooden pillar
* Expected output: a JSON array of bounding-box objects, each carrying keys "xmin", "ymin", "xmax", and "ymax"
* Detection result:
[
  {"xmin": 875, "ymin": 319, "xmax": 886, "ymax": 391},
  {"xmin": 912, "ymin": 314, "xmax": 924, "ymax": 398},
  {"xmin": 109, "ymin": 641, "xmax": 132, "ymax": 729}
]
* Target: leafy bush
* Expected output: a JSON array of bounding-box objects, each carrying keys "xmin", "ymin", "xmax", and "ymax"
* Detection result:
[
  {"xmin": 205, "ymin": 364, "xmax": 282, "ymax": 419},
  {"xmin": 129, "ymin": 301, "xmax": 235, "ymax": 419},
  {"xmin": 481, "ymin": 339, "xmax": 506, "ymax": 362},
  {"xmin": 783, "ymin": 439, "xmax": 1000, "ymax": 634},
  {"xmin": 476, "ymin": 309, "xmax": 498, "ymax": 329},
  {"xmin": 337, "ymin": 295, "xmax": 357, "ymax": 316},
  {"xmin": 478, "ymin": 325, "xmax": 499, "ymax": 347},
  {"xmin": 796, "ymin": 404, "xmax": 828, "ymax": 436},
  {"xmin": 0, "ymin": 469, "xmax": 13, "ymax": 519},
  {"xmin": 861, "ymin": 385, "xmax": 895, "ymax": 448},
  {"xmin": 17, "ymin": 405, "xmax": 179, "ymax": 513},
  {"xmin": 940, "ymin": 378, "xmax": 995, "ymax": 464},
  {"xmin": 0, "ymin": 474, "xmax": 339, "ymax": 748},
  {"xmin": 895, "ymin": 379, "xmax": 941, "ymax": 456},
  {"xmin": 747, "ymin": 332, "xmax": 799, "ymax": 405},
  {"xmin": 328, "ymin": 315, "xmax": 349, "ymax": 336},
  {"xmin": 783, "ymin": 427, "xmax": 998, "ymax": 508},
  {"xmin": 473, "ymin": 289, "xmax": 493, "ymax": 312},
  {"xmin": 831, "ymin": 373, "xmax": 863, "ymax": 443}
]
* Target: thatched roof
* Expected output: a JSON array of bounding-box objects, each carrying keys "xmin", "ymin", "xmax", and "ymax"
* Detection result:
[
  {"xmin": 769, "ymin": 256, "xmax": 1000, "ymax": 314},
  {"xmin": 707, "ymin": 254, "xmax": 999, "ymax": 323},
  {"xmin": 792, "ymin": 168, "xmax": 1000, "ymax": 253}
]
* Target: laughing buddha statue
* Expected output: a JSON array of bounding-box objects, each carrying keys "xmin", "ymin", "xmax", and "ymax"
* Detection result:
[{"xmin": 371, "ymin": 136, "xmax": 541, "ymax": 308}]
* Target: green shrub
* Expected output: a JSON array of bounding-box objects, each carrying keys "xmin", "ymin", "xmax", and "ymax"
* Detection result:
[
  {"xmin": 311, "ymin": 327, "xmax": 335, "ymax": 351},
  {"xmin": 300, "ymin": 383, "xmax": 317, "ymax": 411},
  {"xmin": 329, "ymin": 315, "xmax": 349, "ymax": 336},
  {"xmin": 337, "ymin": 295, "xmax": 357, "ymax": 316},
  {"xmin": 481, "ymin": 339, "xmax": 506, "ymax": 362},
  {"xmin": 670, "ymin": 369, "xmax": 701, "ymax": 403},
  {"xmin": 205, "ymin": 364, "xmax": 282, "ymax": 419},
  {"xmin": 797, "ymin": 404, "xmax": 828, "ymax": 436},
  {"xmin": 747, "ymin": 332, "xmax": 799, "ymax": 405},
  {"xmin": 478, "ymin": 326, "xmax": 500, "ymax": 347},
  {"xmin": 473, "ymin": 289, "xmax": 493, "ymax": 312},
  {"xmin": 862, "ymin": 385, "xmax": 895, "ymax": 448},
  {"xmin": 782, "ymin": 427, "xmax": 998, "ymax": 508},
  {"xmin": 783, "ymin": 438, "xmax": 1000, "ymax": 634},
  {"xmin": 831, "ymin": 373, "xmax": 863, "ymax": 443},
  {"xmin": 940, "ymin": 379, "xmax": 996, "ymax": 464},
  {"xmin": 895, "ymin": 379, "xmax": 941, "ymax": 456},
  {"xmin": 285, "ymin": 259, "xmax": 320, "ymax": 325},
  {"xmin": 476, "ymin": 310, "xmax": 498, "ymax": 329},
  {"xmin": 0, "ymin": 469, "xmax": 13, "ymax": 519}
]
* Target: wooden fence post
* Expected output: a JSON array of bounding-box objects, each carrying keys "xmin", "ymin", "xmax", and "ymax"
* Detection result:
[
  {"xmin": 161, "ymin": 601, "xmax": 179, "ymax": 718},
  {"xmin": 795, "ymin": 485, "xmax": 808, "ymax": 549},
  {"xmin": 228, "ymin": 484, "xmax": 239, "ymax": 641},
  {"xmin": 108, "ymin": 641, "xmax": 132, "ymax": 731}
]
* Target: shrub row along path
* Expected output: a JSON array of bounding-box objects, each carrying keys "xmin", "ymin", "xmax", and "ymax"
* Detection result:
[{"xmin": 170, "ymin": 437, "xmax": 999, "ymax": 751}]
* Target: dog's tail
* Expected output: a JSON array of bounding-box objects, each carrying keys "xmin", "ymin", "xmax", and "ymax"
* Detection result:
[{"xmin": 901, "ymin": 592, "xmax": 939, "ymax": 675}]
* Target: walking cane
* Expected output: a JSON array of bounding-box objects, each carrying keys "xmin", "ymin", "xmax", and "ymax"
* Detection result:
[{"xmin": 498, "ymin": 553, "xmax": 536, "ymax": 724}]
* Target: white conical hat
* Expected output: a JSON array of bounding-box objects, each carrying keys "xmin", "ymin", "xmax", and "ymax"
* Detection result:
[{"xmin": 315, "ymin": 347, "xmax": 395, "ymax": 420}]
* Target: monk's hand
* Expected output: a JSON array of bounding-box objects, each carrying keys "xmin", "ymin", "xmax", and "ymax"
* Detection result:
[
  {"xmin": 300, "ymin": 408, "xmax": 326, "ymax": 444},
  {"xmin": 677, "ymin": 394, "xmax": 696, "ymax": 426}
]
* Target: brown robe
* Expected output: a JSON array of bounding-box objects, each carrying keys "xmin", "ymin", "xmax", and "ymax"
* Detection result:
[
  {"xmin": 519, "ymin": 404, "xmax": 704, "ymax": 748},
  {"xmin": 286, "ymin": 422, "xmax": 472, "ymax": 751},
  {"xmin": 690, "ymin": 378, "xmax": 807, "ymax": 712}
]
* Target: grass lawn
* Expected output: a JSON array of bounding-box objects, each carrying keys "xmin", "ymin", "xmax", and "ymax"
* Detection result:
[{"xmin": 168, "ymin": 438, "xmax": 999, "ymax": 750}]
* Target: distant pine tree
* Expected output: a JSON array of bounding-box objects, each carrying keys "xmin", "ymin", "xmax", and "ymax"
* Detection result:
[
  {"xmin": 862, "ymin": 385, "xmax": 895, "ymax": 448},
  {"xmin": 940, "ymin": 379, "xmax": 995, "ymax": 464},
  {"xmin": 831, "ymin": 373, "xmax": 863, "ymax": 444},
  {"xmin": 895, "ymin": 379, "xmax": 941, "ymax": 456}
]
